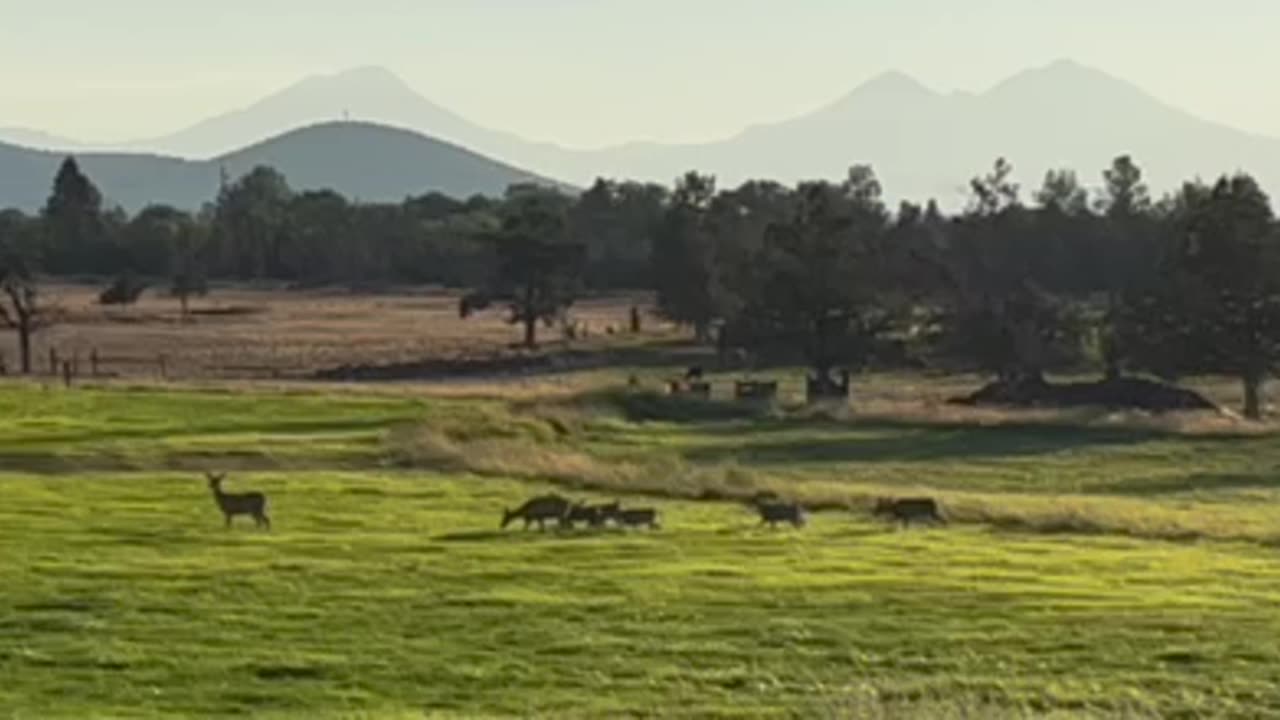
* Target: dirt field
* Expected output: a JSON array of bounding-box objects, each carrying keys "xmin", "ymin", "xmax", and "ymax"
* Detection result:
[{"xmin": 1, "ymin": 284, "xmax": 666, "ymax": 380}]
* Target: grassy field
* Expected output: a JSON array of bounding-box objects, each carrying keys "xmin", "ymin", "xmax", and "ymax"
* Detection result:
[{"xmin": 4, "ymin": 383, "xmax": 1280, "ymax": 718}]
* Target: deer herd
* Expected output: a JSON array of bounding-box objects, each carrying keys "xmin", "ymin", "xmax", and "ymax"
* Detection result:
[{"xmin": 205, "ymin": 471, "xmax": 945, "ymax": 534}]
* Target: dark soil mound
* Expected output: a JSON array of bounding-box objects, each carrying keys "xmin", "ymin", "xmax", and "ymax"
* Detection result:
[{"xmin": 950, "ymin": 376, "xmax": 1218, "ymax": 413}]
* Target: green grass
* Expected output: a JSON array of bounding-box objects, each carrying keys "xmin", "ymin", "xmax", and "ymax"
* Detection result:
[
  {"xmin": 0, "ymin": 382, "xmax": 431, "ymax": 470},
  {"xmin": 6, "ymin": 472, "xmax": 1280, "ymax": 718},
  {"xmin": 4, "ymin": 383, "xmax": 1280, "ymax": 717}
]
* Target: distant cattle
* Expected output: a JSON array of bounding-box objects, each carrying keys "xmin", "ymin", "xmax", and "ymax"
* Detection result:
[{"xmin": 872, "ymin": 497, "xmax": 946, "ymax": 528}]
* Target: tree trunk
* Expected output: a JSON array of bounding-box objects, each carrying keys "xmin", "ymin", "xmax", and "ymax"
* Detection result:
[
  {"xmin": 1102, "ymin": 332, "xmax": 1121, "ymax": 381},
  {"xmin": 17, "ymin": 323, "xmax": 30, "ymax": 375},
  {"xmin": 693, "ymin": 321, "xmax": 711, "ymax": 344},
  {"xmin": 1102, "ymin": 293, "xmax": 1122, "ymax": 381},
  {"xmin": 523, "ymin": 314, "xmax": 537, "ymax": 348},
  {"xmin": 1243, "ymin": 373, "xmax": 1265, "ymax": 421},
  {"xmin": 518, "ymin": 284, "xmax": 538, "ymax": 349},
  {"xmin": 1103, "ymin": 359, "xmax": 1121, "ymax": 382}
]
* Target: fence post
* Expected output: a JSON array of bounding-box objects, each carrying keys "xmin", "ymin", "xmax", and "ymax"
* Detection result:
[
  {"xmin": 158, "ymin": 354, "xmax": 168, "ymax": 380},
  {"xmin": 90, "ymin": 349, "xmax": 99, "ymax": 377},
  {"xmin": 49, "ymin": 348, "xmax": 58, "ymax": 376},
  {"xmin": 62, "ymin": 361, "xmax": 72, "ymax": 388}
]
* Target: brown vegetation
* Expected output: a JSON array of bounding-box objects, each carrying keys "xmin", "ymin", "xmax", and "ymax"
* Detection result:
[{"xmin": 0, "ymin": 283, "xmax": 662, "ymax": 380}]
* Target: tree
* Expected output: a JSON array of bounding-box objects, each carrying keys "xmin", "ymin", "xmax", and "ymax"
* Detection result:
[
  {"xmin": 43, "ymin": 157, "xmax": 105, "ymax": 274},
  {"xmin": 211, "ymin": 166, "xmax": 293, "ymax": 279},
  {"xmin": 920, "ymin": 159, "xmax": 1087, "ymax": 381},
  {"xmin": 569, "ymin": 179, "xmax": 667, "ymax": 289},
  {"xmin": 468, "ymin": 186, "xmax": 584, "ymax": 348},
  {"xmin": 1125, "ymin": 174, "xmax": 1280, "ymax": 419},
  {"xmin": 653, "ymin": 172, "xmax": 721, "ymax": 341},
  {"xmin": 120, "ymin": 205, "xmax": 197, "ymax": 277},
  {"xmin": 1094, "ymin": 156, "xmax": 1155, "ymax": 378},
  {"xmin": 281, "ymin": 190, "xmax": 354, "ymax": 284},
  {"xmin": 968, "ymin": 157, "xmax": 1020, "ymax": 216},
  {"xmin": 1034, "ymin": 169, "xmax": 1089, "ymax": 216},
  {"xmin": 99, "ymin": 273, "xmax": 148, "ymax": 307},
  {"xmin": 726, "ymin": 168, "xmax": 894, "ymax": 386},
  {"xmin": 170, "ymin": 216, "xmax": 211, "ymax": 319},
  {"xmin": 0, "ymin": 211, "xmax": 53, "ymax": 374}
]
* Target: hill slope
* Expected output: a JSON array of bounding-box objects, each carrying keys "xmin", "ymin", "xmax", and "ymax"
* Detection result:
[{"xmin": 0, "ymin": 122, "xmax": 567, "ymax": 212}]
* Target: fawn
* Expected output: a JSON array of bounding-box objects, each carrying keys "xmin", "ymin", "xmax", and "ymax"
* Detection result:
[{"xmin": 872, "ymin": 497, "xmax": 946, "ymax": 528}]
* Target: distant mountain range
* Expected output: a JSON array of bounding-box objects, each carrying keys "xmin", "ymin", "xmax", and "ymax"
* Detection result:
[
  {"xmin": 4, "ymin": 60, "xmax": 1280, "ymax": 210},
  {"xmin": 0, "ymin": 122, "xmax": 568, "ymax": 212}
]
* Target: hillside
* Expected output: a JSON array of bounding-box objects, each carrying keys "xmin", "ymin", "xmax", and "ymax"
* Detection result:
[{"xmin": 0, "ymin": 122, "xmax": 567, "ymax": 212}]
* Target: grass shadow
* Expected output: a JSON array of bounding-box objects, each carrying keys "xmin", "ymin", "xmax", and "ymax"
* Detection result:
[
  {"xmin": 681, "ymin": 423, "xmax": 1159, "ymax": 465},
  {"xmin": 1079, "ymin": 472, "xmax": 1280, "ymax": 496},
  {"xmin": 435, "ymin": 530, "xmax": 527, "ymax": 543}
]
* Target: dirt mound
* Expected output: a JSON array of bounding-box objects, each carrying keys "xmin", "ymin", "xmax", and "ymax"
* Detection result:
[{"xmin": 950, "ymin": 376, "xmax": 1218, "ymax": 413}]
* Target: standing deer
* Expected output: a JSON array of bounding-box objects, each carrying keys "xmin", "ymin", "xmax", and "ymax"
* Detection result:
[{"xmin": 207, "ymin": 472, "xmax": 271, "ymax": 530}]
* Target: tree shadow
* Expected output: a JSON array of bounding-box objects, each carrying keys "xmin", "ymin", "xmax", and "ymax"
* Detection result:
[
  {"xmin": 681, "ymin": 422, "xmax": 1176, "ymax": 465},
  {"xmin": 2, "ymin": 416, "xmax": 398, "ymax": 450},
  {"xmin": 1079, "ymin": 472, "xmax": 1280, "ymax": 496}
]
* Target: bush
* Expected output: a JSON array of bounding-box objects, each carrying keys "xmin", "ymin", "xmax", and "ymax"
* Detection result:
[{"xmin": 99, "ymin": 274, "xmax": 148, "ymax": 306}]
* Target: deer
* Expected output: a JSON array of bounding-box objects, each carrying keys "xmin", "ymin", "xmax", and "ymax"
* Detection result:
[
  {"xmin": 501, "ymin": 494, "xmax": 572, "ymax": 531},
  {"xmin": 872, "ymin": 497, "xmax": 946, "ymax": 528},
  {"xmin": 754, "ymin": 500, "xmax": 807, "ymax": 529},
  {"xmin": 206, "ymin": 472, "xmax": 270, "ymax": 530},
  {"xmin": 603, "ymin": 503, "xmax": 660, "ymax": 530},
  {"xmin": 561, "ymin": 501, "xmax": 618, "ymax": 530}
]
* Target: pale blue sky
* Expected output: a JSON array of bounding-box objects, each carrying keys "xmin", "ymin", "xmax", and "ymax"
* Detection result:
[{"xmin": 1, "ymin": 0, "xmax": 1276, "ymax": 146}]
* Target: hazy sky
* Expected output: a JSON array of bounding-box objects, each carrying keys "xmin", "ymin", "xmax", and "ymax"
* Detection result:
[{"xmin": 2, "ymin": 0, "xmax": 1277, "ymax": 147}]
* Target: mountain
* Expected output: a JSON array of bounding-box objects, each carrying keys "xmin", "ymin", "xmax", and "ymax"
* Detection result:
[
  {"xmin": 115, "ymin": 61, "xmax": 1280, "ymax": 206},
  {"xmin": 7, "ymin": 60, "xmax": 1280, "ymax": 208},
  {"xmin": 0, "ymin": 122, "xmax": 567, "ymax": 212},
  {"xmin": 129, "ymin": 67, "xmax": 506, "ymax": 159},
  {"xmin": 0, "ymin": 127, "xmax": 91, "ymax": 151},
  {"xmin": 565, "ymin": 60, "xmax": 1280, "ymax": 205}
]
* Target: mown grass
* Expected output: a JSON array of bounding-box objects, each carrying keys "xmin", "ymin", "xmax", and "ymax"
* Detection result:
[
  {"xmin": 5, "ymin": 471, "xmax": 1280, "ymax": 718},
  {"xmin": 0, "ymin": 382, "xmax": 431, "ymax": 470},
  {"xmin": 4, "ymin": 382, "xmax": 1280, "ymax": 717}
]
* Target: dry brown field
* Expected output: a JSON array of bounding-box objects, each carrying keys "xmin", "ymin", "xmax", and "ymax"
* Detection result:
[{"xmin": 0, "ymin": 283, "xmax": 669, "ymax": 381}]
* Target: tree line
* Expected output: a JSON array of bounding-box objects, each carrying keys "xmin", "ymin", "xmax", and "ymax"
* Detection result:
[{"xmin": 1, "ymin": 155, "xmax": 1278, "ymax": 418}]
